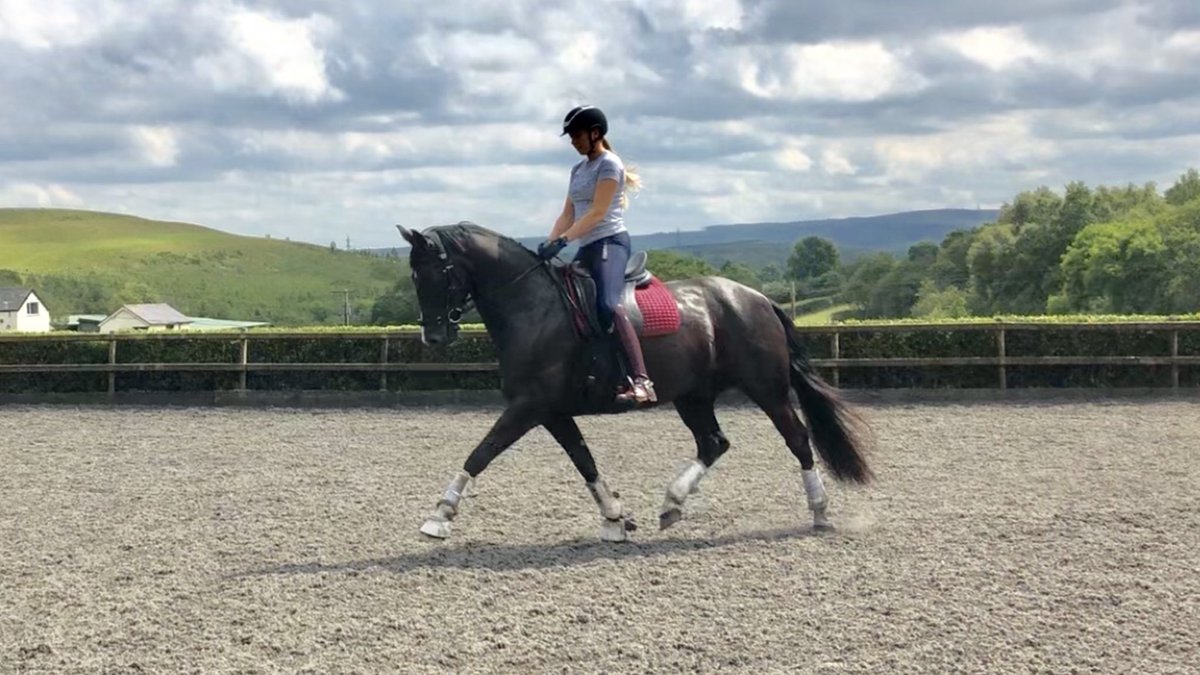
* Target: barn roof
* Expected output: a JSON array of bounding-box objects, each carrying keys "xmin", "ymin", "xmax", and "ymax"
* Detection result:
[
  {"xmin": 123, "ymin": 304, "xmax": 192, "ymax": 325},
  {"xmin": 0, "ymin": 287, "xmax": 34, "ymax": 312}
]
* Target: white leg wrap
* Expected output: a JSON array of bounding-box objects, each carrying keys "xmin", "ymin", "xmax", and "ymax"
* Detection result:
[
  {"xmin": 420, "ymin": 471, "xmax": 472, "ymax": 539},
  {"xmin": 802, "ymin": 468, "xmax": 828, "ymax": 512},
  {"xmin": 666, "ymin": 460, "xmax": 707, "ymax": 506},
  {"xmin": 587, "ymin": 479, "xmax": 624, "ymax": 521},
  {"xmin": 439, "ymin": 471, "xmax": 472, "ymax": 512}
]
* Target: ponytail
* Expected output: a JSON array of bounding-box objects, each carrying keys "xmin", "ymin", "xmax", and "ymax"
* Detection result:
[{"xmin": 600, "ymin": 138, "xmax": 641, "ymax": 208}]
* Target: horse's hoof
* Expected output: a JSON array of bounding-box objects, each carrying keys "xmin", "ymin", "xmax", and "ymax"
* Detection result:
[
  {"xmin": 600, "ymin": 519, "xmax": 628, "ymax": 542},
  {"xmin": 420, "ymin": 518, "xmax": 452, "ymax": 539},
  {"xmin": 623, "ymin": 516, "xmax": 638, "ymax": 532},
  {"xmin": 812, "ymin": 520, "xmax": 836, "ymax": 533},
  {"xmin": 659, "ymin": 508, "xmax": 682, "ymax": 530}
]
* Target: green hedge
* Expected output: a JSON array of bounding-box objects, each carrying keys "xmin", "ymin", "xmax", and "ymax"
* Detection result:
[{"xmin": 1, "ymin": 319, "xmax": 1197, "ymax": 394}]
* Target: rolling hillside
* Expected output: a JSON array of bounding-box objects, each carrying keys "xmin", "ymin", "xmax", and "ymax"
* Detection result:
[{"xmin": 0, "ymin": 209, "xmax": 405, "ymax": 326}]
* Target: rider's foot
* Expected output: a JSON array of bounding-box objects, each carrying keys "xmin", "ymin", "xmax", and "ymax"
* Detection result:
[{"xmin": 616, "ymin": 376, "xmax": 657, "ymax": 406}]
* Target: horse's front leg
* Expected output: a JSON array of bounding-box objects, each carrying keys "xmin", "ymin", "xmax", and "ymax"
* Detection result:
[
  {"xmin": 543, "ymin": 415, "xmax": 637, "ymax": 542},
  {"xmin": 420, "ymin": 401, "xmax": 540, "ymax": 539}
]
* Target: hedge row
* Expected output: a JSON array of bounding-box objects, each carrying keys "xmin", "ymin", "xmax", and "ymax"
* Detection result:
[{"xmin": 1, "ymin": 322, "xmax": 1198, "ymax": 393}]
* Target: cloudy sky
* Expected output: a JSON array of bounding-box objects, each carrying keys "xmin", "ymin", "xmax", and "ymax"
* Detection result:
[{"xmin": 2, "ymin": 0, "xmax": 1199, "ymax": 247}]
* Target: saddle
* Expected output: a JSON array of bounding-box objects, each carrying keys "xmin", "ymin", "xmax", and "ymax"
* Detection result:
[{"xmin": 552, "ymin": 251, "xmax": 680, "ymax": 339}]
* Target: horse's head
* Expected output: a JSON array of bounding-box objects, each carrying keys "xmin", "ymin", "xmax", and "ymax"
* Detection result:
[{"xmin": 397, "ymin": 225, "xmax": 471, "ymax": 346}]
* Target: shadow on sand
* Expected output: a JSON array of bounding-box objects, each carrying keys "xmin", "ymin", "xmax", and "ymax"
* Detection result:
[{"xmin": 238, "ymin": 525, "xmax": 826, "ymax": 578}]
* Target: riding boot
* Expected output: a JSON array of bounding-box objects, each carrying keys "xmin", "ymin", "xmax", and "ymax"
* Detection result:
[{"xmin": 612, "ymin": 307, "xmax": 657, "ymax": 405}]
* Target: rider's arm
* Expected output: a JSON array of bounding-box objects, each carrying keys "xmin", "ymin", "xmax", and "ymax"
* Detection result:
[
  {"xmin": 562, "ymin": 178, "xmax": 617, "ymax": 241},
  {"xmin": 549, "ymin": 195, "xmax": 574, "ymax": 240}
]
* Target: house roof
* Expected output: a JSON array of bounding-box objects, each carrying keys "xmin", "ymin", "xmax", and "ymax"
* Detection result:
[
  {"xmin": 122, "ymin": 303, "xmax": 192, "ymax": 325},
  {"xmin": 0, "ymin": 287, "xmax": 34, "ymax": 312}
]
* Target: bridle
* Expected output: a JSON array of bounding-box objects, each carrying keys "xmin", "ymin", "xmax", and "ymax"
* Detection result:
[{"xmin": 417, "ymin": 230, "xmax": 546, "ymax": 331}]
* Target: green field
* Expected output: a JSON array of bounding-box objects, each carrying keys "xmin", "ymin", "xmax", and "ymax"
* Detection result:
[{"xmin": 0, "ymin": 208, "xmax": 405, "ymax": 326}]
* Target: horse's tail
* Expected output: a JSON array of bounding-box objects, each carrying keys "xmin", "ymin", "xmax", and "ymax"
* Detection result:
[{"xmin": 771, "ymin": 304, "xmax": 873, "ymax": 484}]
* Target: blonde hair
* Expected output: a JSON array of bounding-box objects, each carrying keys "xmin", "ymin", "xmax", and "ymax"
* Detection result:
[{"xmin": 600, "ymin": 138, "xmax": 641, "ymax": 208}]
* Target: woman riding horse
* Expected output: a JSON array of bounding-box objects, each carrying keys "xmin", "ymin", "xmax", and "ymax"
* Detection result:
[{"xmin": 537, "ymin": 105, "xmax": 656, "ymax": 406}]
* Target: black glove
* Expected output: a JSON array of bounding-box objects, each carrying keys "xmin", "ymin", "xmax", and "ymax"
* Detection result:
[{"xmin": 537, "ymin": 237, "xmax": 568, "ymax": 261}]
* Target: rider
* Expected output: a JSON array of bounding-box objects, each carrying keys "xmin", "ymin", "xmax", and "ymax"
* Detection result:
[{"xmin": 537, "ymin": 105, "xmax": 656, "ymax": 406}]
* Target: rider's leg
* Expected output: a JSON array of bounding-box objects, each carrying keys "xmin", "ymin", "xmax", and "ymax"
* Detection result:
[{"xmin": 591, "ymin": 234, "xmax": 655, "ymax": 404}]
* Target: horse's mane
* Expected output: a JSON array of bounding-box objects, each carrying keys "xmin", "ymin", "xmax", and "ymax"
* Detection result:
[{"xmin": 427, "ymin": 221, "xmax": 534, "ymax": 261}]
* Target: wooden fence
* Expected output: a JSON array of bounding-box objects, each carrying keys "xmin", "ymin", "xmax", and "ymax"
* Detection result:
[{"xmin": 1, "ymin": 321, "xmax": 1199, "ymax": 394}]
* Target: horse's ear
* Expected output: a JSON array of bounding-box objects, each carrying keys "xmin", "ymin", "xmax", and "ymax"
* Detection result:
[{"xmin": 396, "ymin": 225, "xmax": 422, "ymax": 249}]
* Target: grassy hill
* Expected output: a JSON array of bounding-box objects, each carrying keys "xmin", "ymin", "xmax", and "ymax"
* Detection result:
[{"xmin": 0, "ymin": 209, "xmax": 405, "ymax": 326}]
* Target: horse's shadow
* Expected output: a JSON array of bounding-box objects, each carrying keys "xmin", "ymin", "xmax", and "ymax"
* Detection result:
[{"xmin": 238, "ymin": 525, "xmax": 824, "ymax": 578}]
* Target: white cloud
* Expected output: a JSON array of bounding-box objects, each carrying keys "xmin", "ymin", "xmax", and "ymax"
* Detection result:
[
  {"xmin": 821, "ymin": 147, "xmax": 857, "ymax": 176},
  {"xmin": 192, "ymin": 6, "xmax": 341, "ymax": 104},
  {"xmin": 131, "ymin": 126, "xmax": 180, "ymax": 167},
  {"xmin": 872, "ymin": 114, "xmax": 1058, "ymax": 182},
  {"xmin": 704, "ymin": 40, "xmax": 927, "ymax": 102},
  {"xmin": 635, "ymin": 0, "xmax": 744, "ymax": 31},
  {"xmin": 939, "ymin": 26, "xmax": 1045, "ymax": 71},
  {"xmin": 0, "ymin": 181, "xmax": 84, "ymax": 207},
  {"xmin": 0, "ymin": 0, "xmax": 129, "ymax": 49}
]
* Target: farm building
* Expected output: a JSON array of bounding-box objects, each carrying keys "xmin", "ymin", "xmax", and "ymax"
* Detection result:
[
  {"xmin": 67, "ymin": 308, "xmax": 269, "ymax": 333},
  {"xmin": 0, "ymin": 287, "xmax": 51, "ymax": 333},
  {"xmin": 97, "ymin": 303, "xmax": 193, "ymax": 333}
]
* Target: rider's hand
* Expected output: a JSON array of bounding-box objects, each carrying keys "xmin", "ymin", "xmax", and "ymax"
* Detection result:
[{"xmin": 537, "ymin": 237, "xmax": 568, "ymax": 261}]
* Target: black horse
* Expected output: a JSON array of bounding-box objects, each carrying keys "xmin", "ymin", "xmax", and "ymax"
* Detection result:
[{"xmin": 398, "ymin": 222, "xmax": 871, "ymax": 542}]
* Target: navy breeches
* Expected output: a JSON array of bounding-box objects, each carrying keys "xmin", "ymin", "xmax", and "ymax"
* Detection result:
[{"xmin": 574, "ymin": 231, "xmax": 631, "ymax": 331}]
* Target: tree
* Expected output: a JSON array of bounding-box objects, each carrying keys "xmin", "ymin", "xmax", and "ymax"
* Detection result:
[
  {"xmin": 717, "ymin": 261, "xmax": 761, "ymax": 289},
  {"xmin": 928, "ymin": 229, "xmax": 974, "ymax": 289},
  {"xmin": 864, "ymin": 261, "xmax": 925, "ymax": 318},
  {"xmin": 907, "ymin": 242, "xmax": 939, "ymax": 266},
  {"xmin": 1165, "ymin": 168, "xmax": 1200, "ymax": 206},
  {"xmin": 370, "ymin": 283, "xmax": 420, "ymax": 325},
  {"xmin": 646, "ymin": 250, "xmax": 715, "ymax": 282},
  {"xmin": 841, "ymin": 253, "xmax": 895, "ymax": 308},
  {"xmin": 787, "ymin": 236, "xmax": 839, "ymax": 281},
  {"xmin": 1058, "ymin": 217, "xmax": 1169, "ymax": 313},
  {"xmin": 998, "ymin": 186, "xmax": 1062, "ymax": 229},
  {"xmin": 912, "ymin": 280, "xmax": 969, "ymax": 319},
  {"xmin": 0, "ymin": 269, "xmax": 22, "ymax": 286}
]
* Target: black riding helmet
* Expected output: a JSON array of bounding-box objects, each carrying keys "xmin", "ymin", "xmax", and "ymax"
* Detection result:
[{"xmin": 561, "ymin": 105, "xmax": 607, "ymax": 137}]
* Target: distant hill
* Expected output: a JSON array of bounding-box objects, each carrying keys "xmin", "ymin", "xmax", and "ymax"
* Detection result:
[
  {"xmin": 0, "ymin": 208, "xmax": 404, "ymax": 326},
  {"xmin": 368, "ymin": 208, "xmax": 1000, "ymax": 267}
]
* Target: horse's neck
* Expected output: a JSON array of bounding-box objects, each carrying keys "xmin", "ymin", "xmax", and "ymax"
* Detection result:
[{"xmin": 456, "ymin": 234, "xmax": 563, "ymax": 345}]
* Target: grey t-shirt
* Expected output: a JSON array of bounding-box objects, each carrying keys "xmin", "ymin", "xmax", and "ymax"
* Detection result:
[{"xmin": 569, "ymin": 150, "xmax": 626, "ymax": 247}]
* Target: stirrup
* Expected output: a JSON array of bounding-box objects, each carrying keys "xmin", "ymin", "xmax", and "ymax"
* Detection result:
[{"xmin": 616, "ymin": 377, "xmax": 657, "ymax": 405}]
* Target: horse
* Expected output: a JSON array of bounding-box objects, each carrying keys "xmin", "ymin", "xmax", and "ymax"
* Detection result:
[{"xmin": 397, "ymin": 221, "xmax": 872, "ymax": 542}]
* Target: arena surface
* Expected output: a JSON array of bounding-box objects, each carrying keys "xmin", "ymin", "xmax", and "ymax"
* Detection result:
[{"xmin": 1, "ymin": 398, "xmax": 1197, "ymax": 674}]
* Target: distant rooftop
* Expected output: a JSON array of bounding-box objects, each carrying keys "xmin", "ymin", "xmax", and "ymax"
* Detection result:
[
  {"xmin": 122, "ymin": 303, "xmax": 191, "ymax": 325},
  {"xmin": 0, "ymin": 287, "xmax": 33, "ymax": 312}
]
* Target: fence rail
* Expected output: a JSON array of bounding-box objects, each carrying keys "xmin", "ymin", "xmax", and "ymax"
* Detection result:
[{"xmin": 2, "ymin": 321, "xmax": 1199, "ymax": 393}]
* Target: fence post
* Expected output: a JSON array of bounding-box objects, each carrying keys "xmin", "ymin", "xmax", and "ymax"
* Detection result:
[
  {"xmin": 108, "ymin": 339, "xmax": 117, "ymax": 397},
  {"xmin": 831, "ymin": 330, "xmax": 840, "ymax": 388},
  {"xmin": 1171, "ymin": 329, "xmax": 1179, "ymax": 389},
  {"xmin": 997, "ymin": 327, "xmax": 1007, "ymax": 390},
  {"xmin": 238, "ymin": 337, "xmax": 249, "ymax": 391},
  {"xmin": 380, "ymin": 336, "xmax": 389, "ymax": 391}
]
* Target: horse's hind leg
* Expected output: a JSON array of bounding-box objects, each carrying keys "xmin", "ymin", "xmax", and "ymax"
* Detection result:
[
  {"xmin": 543, "ymin": 415, "xmax": 635, "ymax": 542},
  {"xmin": 755, "ymin": 394, "xmax": 832, "ymax": 530},
  {"xmin": 660, "ymin": 396, "xmax": 729, "ymax": 530}
]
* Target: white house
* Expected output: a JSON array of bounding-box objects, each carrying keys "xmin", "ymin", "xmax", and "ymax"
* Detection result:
[
  {"xmin": 97, "ymin": 303, "xmax": 193, "ymax": 333},
  {"xmin": 0, "ymin": 287, "xmax": 51, "ymax": 333}
]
